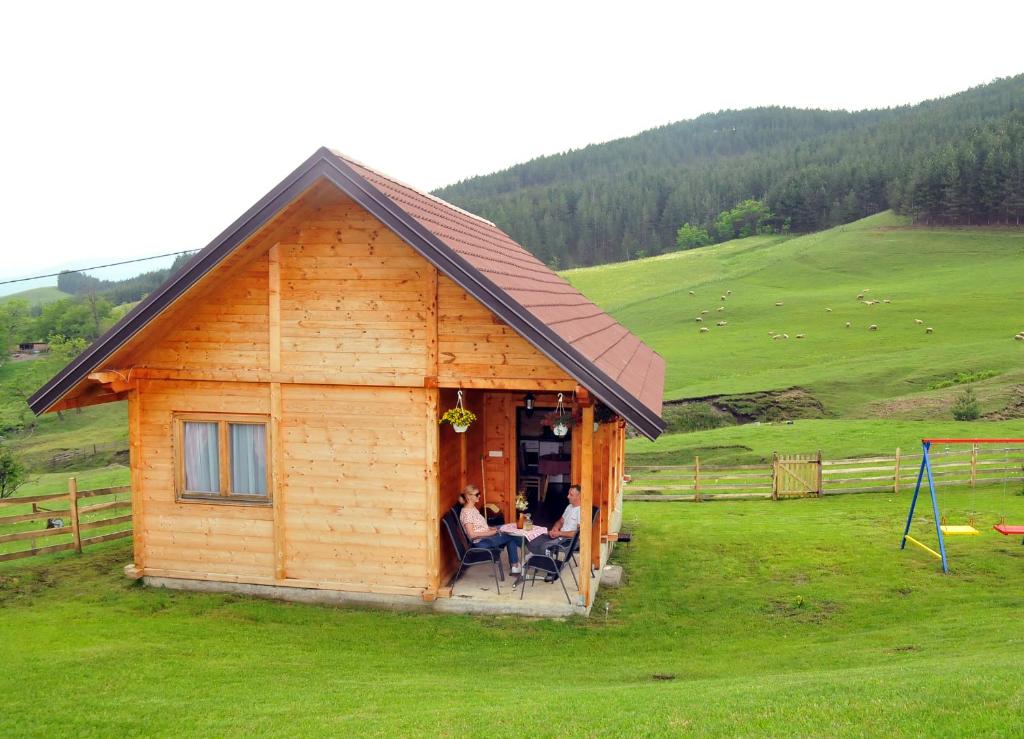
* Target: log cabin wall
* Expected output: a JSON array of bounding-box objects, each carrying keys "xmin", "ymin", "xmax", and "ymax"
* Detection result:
[
  {"xmin": 280, "ymin": 384, "xmax": 428, "ymax": 591},
  {"xmin": 437, "ymin": 277, "xmax": 570, "ymax": 387},
  {"xmin": 132, "ymin": 255, "xmax": 271, "ymax": 375},
  {"xmin": 278, "ymin": 200, "xmax": 429, "ymax": 383}
]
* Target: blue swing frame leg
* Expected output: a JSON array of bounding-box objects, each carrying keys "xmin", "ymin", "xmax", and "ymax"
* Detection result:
[{"xmin": 900, "ymin": 441, "xmax": 950, "ymax": 573}]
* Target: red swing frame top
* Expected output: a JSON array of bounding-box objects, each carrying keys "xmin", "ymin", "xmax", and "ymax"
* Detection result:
[{"xmin": 922, "ymin": 438, "xmax": 1024, "ymax": 444}]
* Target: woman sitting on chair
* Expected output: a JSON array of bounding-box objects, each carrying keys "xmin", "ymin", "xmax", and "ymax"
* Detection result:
[{"xmin": 459, "ymin": 485, "xmax": 522, "ymax": 575}]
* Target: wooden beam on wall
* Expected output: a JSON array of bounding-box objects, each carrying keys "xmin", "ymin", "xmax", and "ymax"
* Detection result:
[
  {"xmin": 425, "ymin": 265, "xmax": 439, "ymax": 384},
  {"xmin": 578, "ymin": 401, "xmax": 595, "ymax": 606},
  {"xmin": 268, "ymin": 243, "xmax": 287, "ymax": 580},
  {"xmin": 270, "ymin": 382, "xmax": 285, "ymax": 580},
  {"xmin": 268, "ymin": 244, "xmax": 282, "ymax": 374},
  {"xmin": 425, "ymin": 386, "xmax": 441, "ymax": 598},
  {"xmin": 127, "ymin": 387, "xmax": 146, "ymax": 570}
]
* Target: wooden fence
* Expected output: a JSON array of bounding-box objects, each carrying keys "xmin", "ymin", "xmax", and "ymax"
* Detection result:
[
  {"xmin": 0, "ymin": 479, "xmax": 132, "ymax": 563},
  {"xmin": 42, "ymin": 441, "xmax": 127, "ymax": 470},
  {"xmin": 626, "ymin": 446, "xmax": 1024, "ymax": 501}
]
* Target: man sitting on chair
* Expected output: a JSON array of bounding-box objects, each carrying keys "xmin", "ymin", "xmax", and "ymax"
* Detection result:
[{"xmin": 528, "ymin": 484, "xmax": 582, "ymax": 556}]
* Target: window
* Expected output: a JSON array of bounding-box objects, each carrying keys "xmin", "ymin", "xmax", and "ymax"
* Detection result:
[{"xmin": 174, "ymin": 413, "xmax": 270, "ymax": 504}]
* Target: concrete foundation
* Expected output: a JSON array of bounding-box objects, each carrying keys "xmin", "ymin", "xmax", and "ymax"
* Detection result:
[{"xmin": 141, "ymin": 572, "xmax": 595, "ymax": 619}]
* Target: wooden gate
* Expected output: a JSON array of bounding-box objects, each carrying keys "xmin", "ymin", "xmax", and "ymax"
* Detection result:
[{"xmin": 772, "ymin": 452, "xmax": 823, "ymax": 499}]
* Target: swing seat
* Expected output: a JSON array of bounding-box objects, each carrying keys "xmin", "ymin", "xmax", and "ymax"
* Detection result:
[
  {"xmin": 993, "ymin": 524, "xmax": 1024, "ymax": 536},
  {"xmin": 939, "ymin": 525, "xmax": 980, "ymax": 536}
]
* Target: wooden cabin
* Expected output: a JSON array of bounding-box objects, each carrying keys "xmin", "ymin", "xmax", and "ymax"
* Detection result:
[{"xmin": 30, "ymin": 149, "xmax": 665, "ymax": 615}]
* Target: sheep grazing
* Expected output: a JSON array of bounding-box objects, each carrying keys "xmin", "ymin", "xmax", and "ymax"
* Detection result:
[
  {"xmin": 914, "ymin": 319, "xmax": 924, "ymax": 325},
  {"xmin": 695, "ymin": 317, "xmax": 703, "ymax": 322},
  {"xmin": 720, "ymin": 295, "xmax": 727, "ymax": 301},
  {"xmin": 782, "ymin": 333, "xmax": 790, "ymax": 339},
  {"xmin": 1014, "ymin": 334, "xmax": 1024, "ymax": 341},
  {"xmin": 795, "ymin": 334, "xmax": 806, "ymax": 339},
  {"xmin": 869, "ymin": 324, "xmax": 878, "ymax": 331},
  {"xmin": 825, "ymin": 308, "xmax": 833, "ymax": 312},
  {"xmin": 883, "ymin": 299, "xmax": 892, "ymax": 304},
  {"xmin": 925, "ymin": 327, "xmax": 934, "ymax": 334},
  {"xmin": 716, "ymin": 320, "xmax": 728, "ymax": 327},
  {"xmin": 775, "ymin": 301, "xmax": 784, "ymax": 306},
  {"xmin": 772, "ymin": 334, "xmax": 783, "ymax": 340},
  {"xmin": 845, "ymin": 322, "xmax": 851, "ymax": 328},
  {"xmin": 699, "ymin": 327, "xmax": 710, "ymax": 333},
  {"xmin": 717, "ymin": 306, "xmax": 725, "ymax": 312},
  {"xmin": 726, "ymin": 290, "xmax": 732, "ymax": 295},
  {"xmin": 857, "ymin": 294, "xmax": 865, "ymax": 301},
  {"xmin": 701, "ymin": 310, "xmax": 709, "ymax": 315}
]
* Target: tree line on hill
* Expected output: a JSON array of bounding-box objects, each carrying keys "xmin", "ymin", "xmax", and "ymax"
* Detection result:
[
  {"xmin": 0, "ymin": 254, "xmax": 191, "ymax": 360},
  {"xmin": 433, "ymin": 75, "xmax": 1024, "ymax": 267}
]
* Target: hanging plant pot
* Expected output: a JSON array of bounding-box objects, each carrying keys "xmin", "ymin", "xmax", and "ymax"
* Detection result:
[
  {"xmin": 547, "ymin": 393, "xmax": 571, "ymax": 438},
  {"xmin": 440, "ymin": 390, "xmax": 476, "ymax": 432}
]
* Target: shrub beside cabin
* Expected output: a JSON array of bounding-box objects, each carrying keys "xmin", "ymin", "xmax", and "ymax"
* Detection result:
[{"xmin": 30, "ymin": 149, "xmax": 665, "ymax": 615}]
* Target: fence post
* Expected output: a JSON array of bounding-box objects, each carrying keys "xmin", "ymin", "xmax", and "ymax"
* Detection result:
[
  {"xmin": 693, "ymin": 456, "xmax": 701, "ymax": 502},
  {"xmin": 771, "ymin": 452, "xmax": 780, "ymax": 501},
  {"xmin": 816, "ymin": 450, "xmax": 823, "ymax": 496},
  {"xmin": 970, "ymin": 444, "xmax": 978, "ymax": 487},
  {"xmin": 68, "ymin": 476, "xmax": 82, "ymax": 554},
  {"xmin": 893, "ymin": 447, "xmax": 901, "ymax": 493}
]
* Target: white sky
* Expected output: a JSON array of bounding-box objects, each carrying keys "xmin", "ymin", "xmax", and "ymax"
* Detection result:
[{"xmin": 1, "ymin": 0, "xmax": 1021, "ymax": 291}]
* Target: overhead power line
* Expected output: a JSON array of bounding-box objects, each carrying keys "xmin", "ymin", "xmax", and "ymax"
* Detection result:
[{"xmin": 0, "ymin": 249, "xmax": 200, "ymax": 288}]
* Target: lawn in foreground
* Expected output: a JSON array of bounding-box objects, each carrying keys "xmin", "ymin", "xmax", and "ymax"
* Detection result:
[{"xmin": 2, "ymin": 489, "xmax": 1023, "ymax": 736}]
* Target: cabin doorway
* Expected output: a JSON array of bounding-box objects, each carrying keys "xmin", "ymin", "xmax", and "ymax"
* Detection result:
[{"xmin": 515, "ymin": 406, "xmax": 572, "ymax": 527}]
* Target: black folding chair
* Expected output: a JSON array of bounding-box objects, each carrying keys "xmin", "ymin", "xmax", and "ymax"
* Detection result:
[
  {"xmin": 547, "ymin": 506, "xmax": 600, "ymax": 587},
  {"xmin": 519, "ymin": 552, "xmax": 572, "ymax": 604},
  {"xmin": 441, "ymin": 509, "xmax": 506, "ymax": 594}
]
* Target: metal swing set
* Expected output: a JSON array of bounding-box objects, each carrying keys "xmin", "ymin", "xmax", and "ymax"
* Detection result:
[{"xmin": 900, "ymin": 438, "xmax": 1024, "ymax": 573}]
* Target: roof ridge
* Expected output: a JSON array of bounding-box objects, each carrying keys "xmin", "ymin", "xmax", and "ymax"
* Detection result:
[{"xmin": 329, "ymin": 149, "xmax": 498, "ymax": 228}]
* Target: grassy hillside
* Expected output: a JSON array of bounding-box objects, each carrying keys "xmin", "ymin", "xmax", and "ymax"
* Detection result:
[
  {"xmin": 0, "ymin": 358, "xmax": 126, "ymax": 471},
  {"xmin": 0, "ymin": 285, "xmax": 70, "ymax": 308},
  {"xmin": 566, "ymin": 213, "xmax": 1024, "ymax": 416}
]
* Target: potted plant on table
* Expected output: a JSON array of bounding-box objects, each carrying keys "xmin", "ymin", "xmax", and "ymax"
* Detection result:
[
  {"xmin": 440, "ymin": 390, "xmax": 476, "ymax": 433},
  {"xmin": 515, "ymin": 490, "xmax": 529, "ymax": 528}
]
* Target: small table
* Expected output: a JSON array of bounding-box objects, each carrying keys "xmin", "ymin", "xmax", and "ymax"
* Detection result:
[{"xmin": 500, "ymin": 523, "xmax": 549, "ymax": 587}]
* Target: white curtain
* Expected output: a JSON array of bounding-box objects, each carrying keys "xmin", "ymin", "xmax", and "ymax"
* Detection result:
[
  {"xmin": 184, "ymin": 422, "xmax": 220, "ymax": 493},
  {"xmin": 230, "ymin": 423, "xmax": 267, "ymax": 496}
]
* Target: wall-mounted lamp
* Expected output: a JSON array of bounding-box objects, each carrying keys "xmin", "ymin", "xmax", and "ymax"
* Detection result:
[{"xmin": 523, "ymin": 393, "xmax": 535, "ymax": 417}]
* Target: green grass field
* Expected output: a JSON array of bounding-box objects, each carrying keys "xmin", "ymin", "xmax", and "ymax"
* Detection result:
[
  {"xmin": 2, "ymin": 489, "xmax": 1023, "ymax": 736},
  {"xmin": 564, "ymin": 213, "xmax": 1024, "ymax": 465},
  {"xmin": 565, "ymin": 213, "xmax": 1024, "ymax": 416}
]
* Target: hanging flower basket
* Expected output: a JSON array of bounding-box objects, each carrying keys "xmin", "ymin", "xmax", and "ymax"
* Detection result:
[
  {"xmin": 440, "ymin": 391, "xmax": 476, "ymax": 433},
  {"xmin": 550, "ymin": 393, "xmax": 571, "ymax": 438}
]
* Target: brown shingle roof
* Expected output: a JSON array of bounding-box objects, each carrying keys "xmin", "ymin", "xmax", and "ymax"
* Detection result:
[
  {"xmin": 30, "ymin": 148, "xmax": 665, "ymax": 437},
  {"xmin": 339, "ymin": 153, "xmax": 665, "ymax": 423}
]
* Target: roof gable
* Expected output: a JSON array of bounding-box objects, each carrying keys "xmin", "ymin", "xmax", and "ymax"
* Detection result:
[{"xmin": 29, "ymin": 148, "xmax": 666, "ymax": 438}]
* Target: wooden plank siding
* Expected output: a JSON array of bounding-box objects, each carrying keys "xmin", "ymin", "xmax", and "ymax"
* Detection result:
[
  {"xmin": 280, "ymin": 384, "xmax": 428, "ymax": 590},
  {"xmin": 438, "ymin": 276, "xmax": 574, "ymax": 387}
]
